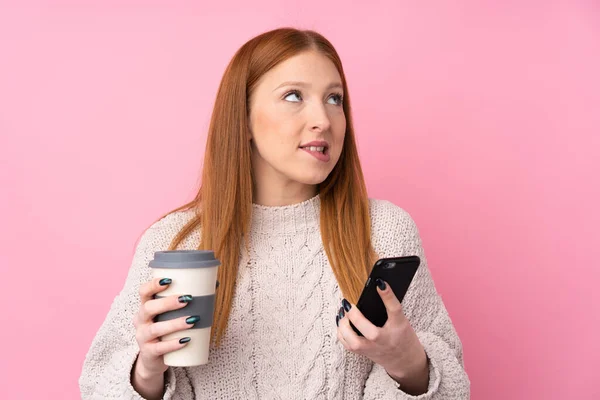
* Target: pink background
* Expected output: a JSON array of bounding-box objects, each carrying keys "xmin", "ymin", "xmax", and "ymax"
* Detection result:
[{"xmin": 1, "ymin": 1, "xmax": 598, "ymax": 399}]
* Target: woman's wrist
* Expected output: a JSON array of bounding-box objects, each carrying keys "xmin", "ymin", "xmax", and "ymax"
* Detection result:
[
  {"xmin": 131, "ymin": 357, "xmax": 166, "ymax": 400},
  {"xmin": 386, "ymin": 346, "xmax": 429, "ymax": 395}
]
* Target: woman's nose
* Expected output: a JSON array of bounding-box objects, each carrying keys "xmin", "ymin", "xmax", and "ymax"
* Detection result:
[{"xmin": 308, "ymin": 103, "xmax": 331, "ymax": 132}]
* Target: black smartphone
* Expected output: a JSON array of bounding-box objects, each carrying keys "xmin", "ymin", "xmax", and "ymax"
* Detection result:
[{"xmin": 350, "ymin": 255, "xmax": 420, "ymax": 336}]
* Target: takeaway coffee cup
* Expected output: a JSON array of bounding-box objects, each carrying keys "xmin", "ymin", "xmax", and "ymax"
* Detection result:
[{"xmin": 149, "ymin": 250, "xmax": 220, "ymax": 366}]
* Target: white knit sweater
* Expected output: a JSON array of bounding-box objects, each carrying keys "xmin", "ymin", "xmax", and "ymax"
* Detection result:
[{"xmin": 79, "ymin": 196, "xmax": 470, "ymax": 399}]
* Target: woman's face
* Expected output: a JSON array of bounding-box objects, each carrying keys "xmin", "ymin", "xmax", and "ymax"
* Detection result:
[{"xmin": 248, "ymin": 50, "xmax": 346, "ymax": 200}]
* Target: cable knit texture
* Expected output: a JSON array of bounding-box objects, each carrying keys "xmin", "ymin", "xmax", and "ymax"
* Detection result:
[{"xmin": 79, "ymin": 196, "xmax": 470, "ymax": 399}]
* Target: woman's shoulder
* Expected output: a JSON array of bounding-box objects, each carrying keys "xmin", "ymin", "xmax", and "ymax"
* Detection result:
[
  {"xmin": 367, "ymin": 198, "xmax": 421, "ymax": 256},
  {"xmin": 139, "ymin": 209, "xmax": 199, "ymax": 250},
  {"xmin": 148, "ymin": 208, "xmax": 197, "ymax": 231},
  {"xmin": 368, "ymin": 198, "xmax": 416, "ymax": 228}
]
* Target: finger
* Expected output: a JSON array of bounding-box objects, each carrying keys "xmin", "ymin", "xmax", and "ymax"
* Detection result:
[
  {"xmin": 139, "ymin": 294, "xmax": 192, "ymax": 323},
  {"xmin": 375, "ymin": 279, "xmax": 405, "ymax": 323},
  {"xmin": 140, "ymin": 315, "xmax": 198, "ymax": 343},
  {"xmin": 139, "ymin": 277, "xmax": 172, "ymax": 304},
  {"xmin": 145, "ymin": 335, "xmax": 191, "ymax": 357},
  {"xmin": 342, "ymin": 299, "xmax": 380, "ymax": 342},
  {"xmin": 338, "ymin": 310, "xmax": 370, "ymax": 353},
  {"xmin": 337, "ymin": 328, "xmax": 349, "ymax": 348}
]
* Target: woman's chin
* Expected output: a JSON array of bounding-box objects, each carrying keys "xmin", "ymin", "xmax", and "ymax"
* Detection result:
[{"xmin": 292, "ymin": 171, "xmax": 333, "ymax": 186}]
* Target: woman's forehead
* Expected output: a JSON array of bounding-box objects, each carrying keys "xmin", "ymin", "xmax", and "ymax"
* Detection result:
[{"xmin": 257, "ymin": 52, "xmax": 342, "ymax": 91}]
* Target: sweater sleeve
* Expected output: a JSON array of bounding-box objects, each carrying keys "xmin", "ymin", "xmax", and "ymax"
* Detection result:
[
  {"xmin": 363, "ymin": 205, "xmax": 470, "ymax": 399},
  {"xmin": 78, "ymin": 218, "xmax": 195, "ymax": 399}
]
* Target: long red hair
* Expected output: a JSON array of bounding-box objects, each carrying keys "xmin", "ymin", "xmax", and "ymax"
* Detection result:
[{"xmin": 165, "ymin": 28, "xmax": 376, "ymax": 345}]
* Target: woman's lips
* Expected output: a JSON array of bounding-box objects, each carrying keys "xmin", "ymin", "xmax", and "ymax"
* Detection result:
[{"xmin": 300, "ymin": 146, "xmax": 331, "ymax": 162}]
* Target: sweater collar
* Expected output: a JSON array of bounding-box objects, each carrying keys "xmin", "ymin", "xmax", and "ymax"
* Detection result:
[{"xmin": 250, "ymin": 194, "xmax": 320, "ymax": 235}]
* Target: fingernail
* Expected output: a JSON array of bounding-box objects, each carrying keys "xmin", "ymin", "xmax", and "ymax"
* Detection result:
[
  {"xmin": 376, "ymin": 278, "xmax": 386, "ymax": 290},
  {"xmin": 216, "ymin": 280, "xmax": 220, "ymax": 289},
  {"xmin": 179, "ymin": 337, "xmax": 191, "ymax": 344},
  {"xmin": 186, "ymin": 316, "xmax": 200, "ymax": 325},
  {"xmin": 338, "ymin": 307, "xmax": 345, "ymax": 319},
  {"xmin": 159, "ymin": 278, "xmax": 172, "ymax": 286},
  {"xmin": 342, "ymin": 299, "xmax": 352, "ymax": 312},
  {"xmin": 178, "ymin": 295, "xmax": 193, "ymax": 303},
  {"xmin": 336, "ymin": 315, "xmax": 340, "ymax": 326}
]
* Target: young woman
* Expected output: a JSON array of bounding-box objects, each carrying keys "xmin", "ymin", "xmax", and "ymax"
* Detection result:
[{"xmin": 79, "ymin": 28, "xmax": 470, "ymax": 399}]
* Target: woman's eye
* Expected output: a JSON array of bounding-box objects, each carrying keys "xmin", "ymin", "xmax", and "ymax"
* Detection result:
[
  {"xmin": 328, "ymin": 94, "xmax": 343, "ymax": 106},
  {"xmin": 284, "ymin": 91, "xmax": 302, "ymax": 102}
]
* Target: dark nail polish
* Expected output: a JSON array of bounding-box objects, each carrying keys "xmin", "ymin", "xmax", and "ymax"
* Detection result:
[
  {"xmin": 186, "ymin": 316, "xmax": 201, "ymax": 325},
  {"xmin": 179, "ymin": 337, "xmax": 191, "ymax": 344},
  {"xmin": 376, "ymin": 279, "xmax": 387, "ymax": 290},
  {"xmin": 342, "ymin": 299, "xmax": 352, "ymax": 312},
  {"xmin": 336, "ymin": 315, "xmax": 340, "ymax": 327},
  {"xmin": 338, "ymin": 307, "xmax": 345, "ymax": 319},
  {"xmin": 216, "ymin": 280, "xmax": 220, "ymax": 289},
  {"xmin": 159, "ymin": 278, "xmax": 172, "ymax": 286},
  {"xmin": 178, "ymin": 295, "xmax": 193, "ymax": 303}
]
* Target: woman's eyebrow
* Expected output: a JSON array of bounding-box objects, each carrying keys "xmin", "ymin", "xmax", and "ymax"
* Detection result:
[{"xmin": 273, "ymin": 81, "xmax": 343, "ymax": 92}]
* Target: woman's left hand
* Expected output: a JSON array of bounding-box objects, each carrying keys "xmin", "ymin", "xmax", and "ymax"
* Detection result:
[{"xmin": 336, "ymin": 279, "xmax": 429, "ymax": 394}]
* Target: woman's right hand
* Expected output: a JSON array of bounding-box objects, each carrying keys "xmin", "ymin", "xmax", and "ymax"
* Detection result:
[{"xmin": 132, "ymin": 277, "xmax": 197, "ymax": 379}]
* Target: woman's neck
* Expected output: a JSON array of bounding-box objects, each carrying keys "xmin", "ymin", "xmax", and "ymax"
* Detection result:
[{"xmin": 252, "ymin": 181, "xmax": 318, "ymax": 207}]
